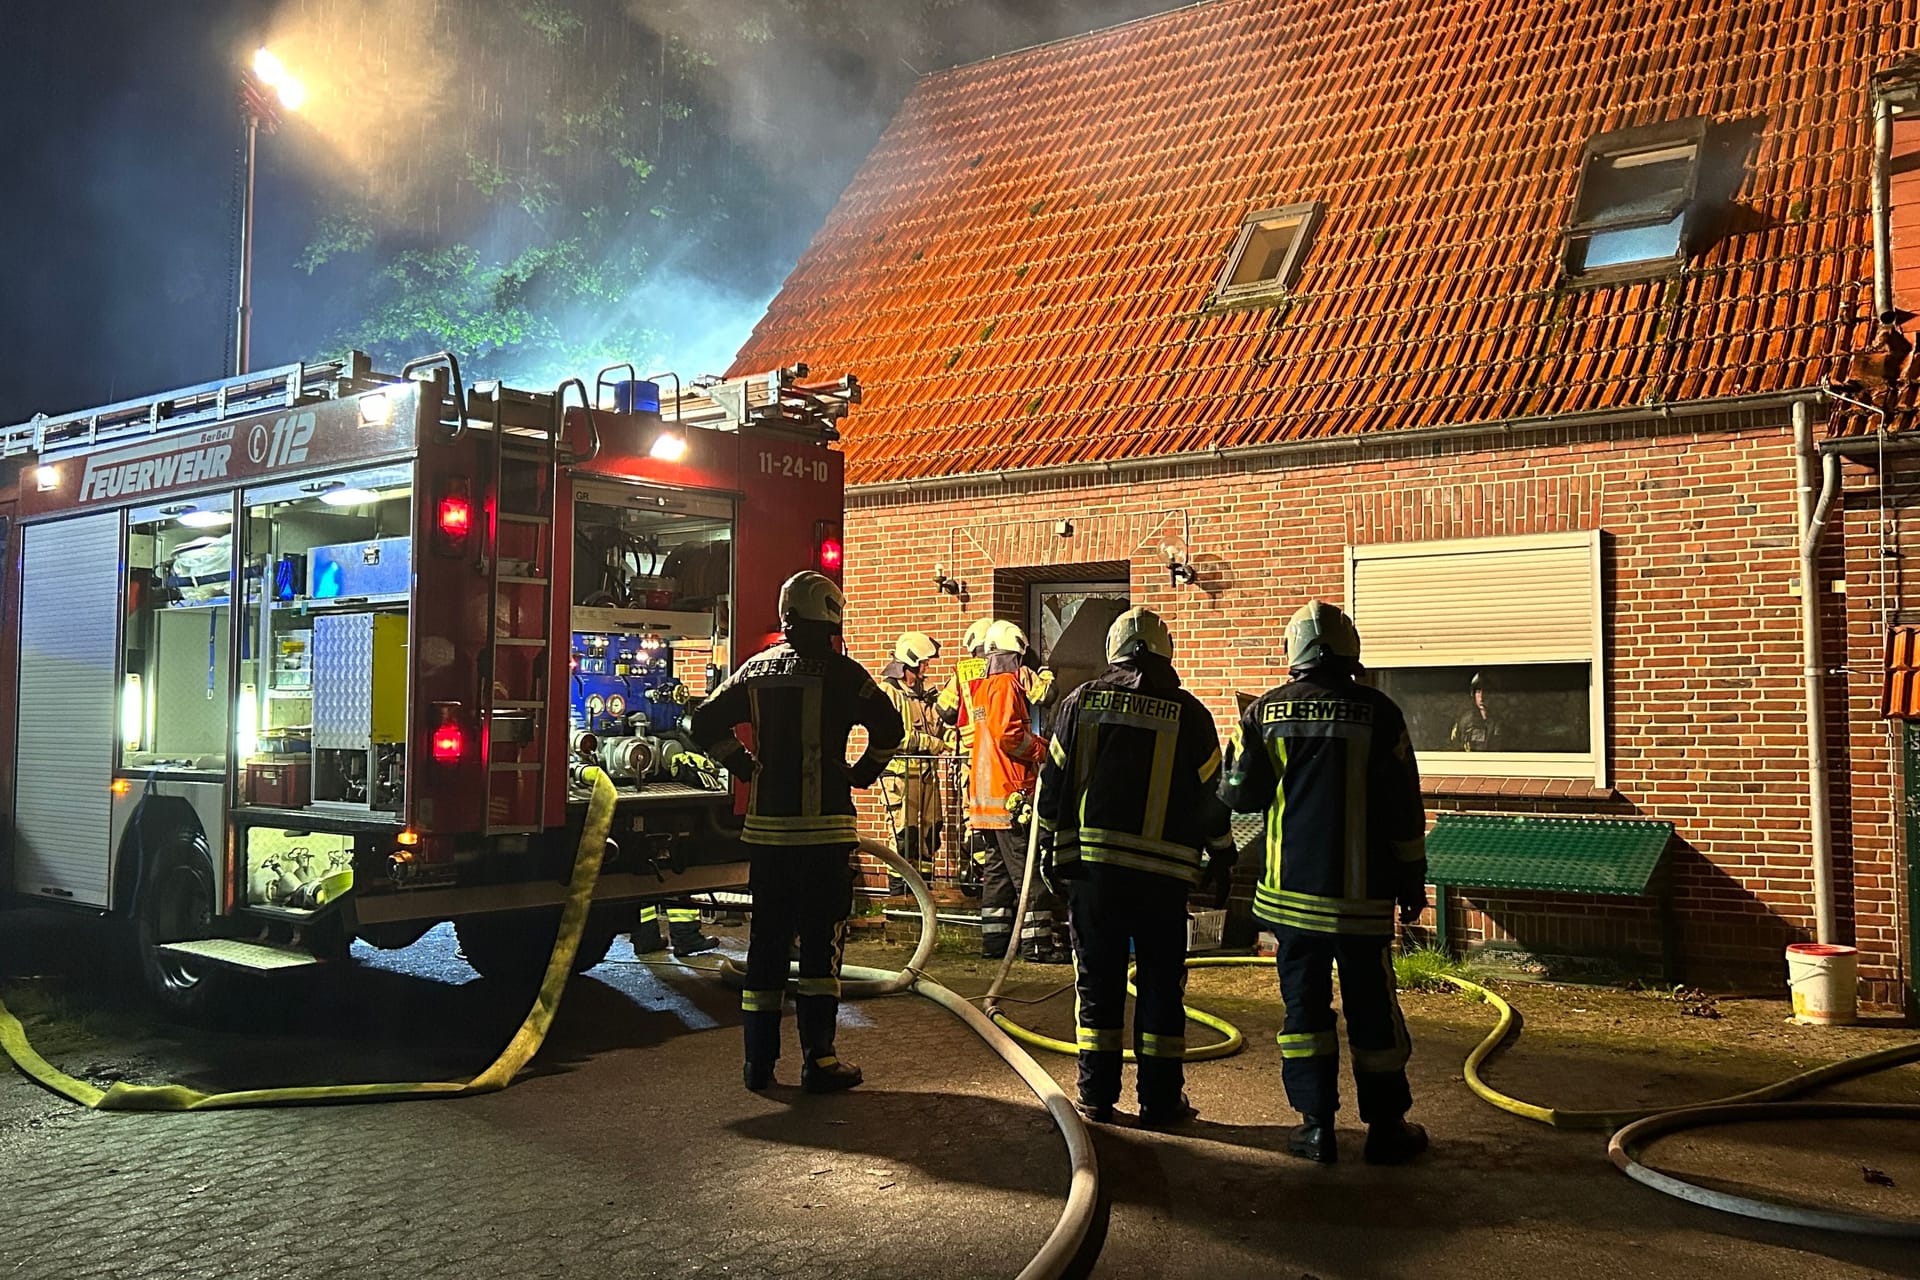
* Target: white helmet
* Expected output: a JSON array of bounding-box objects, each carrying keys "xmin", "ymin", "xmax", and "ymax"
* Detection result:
[
  {"xmin": 961, "ymin": 618, "xmax": 994, "ymax": 654},
  {"xmin": 1105, "ymin": 607, "xmax": 1174, "ymax": 664},
  {"xmin": 1286, "ymin": 600, "xmax": 1361, "ymax": 669},
  {"xmin": 985, "ymin": 620, "xmax": 1029, "ymax": 656},
  {"xmin": 893, "ymin": 631, "xmax": 941, "ymax": 668},
  {"xmin": 779, "ymin": 571, "xmax": 846, "ymax": 629}
]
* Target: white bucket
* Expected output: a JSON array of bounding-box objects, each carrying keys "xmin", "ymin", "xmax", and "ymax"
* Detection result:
[{"xmin": 1786, "ymin": 942, "xmax": 1858, "ymax": 1026}]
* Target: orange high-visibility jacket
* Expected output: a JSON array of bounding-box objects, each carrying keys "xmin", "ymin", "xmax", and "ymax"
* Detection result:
[{"xmin": 968, "ymin": 667, "xmax": 1044, "ymax": 830}]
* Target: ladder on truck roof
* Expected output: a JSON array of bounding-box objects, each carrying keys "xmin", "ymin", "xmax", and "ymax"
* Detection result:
[
  {"xmin": 474, "ymin": 377, "xmax": 586, "ymax": 836},
  {"xmin": 0, "ymin": 354, "xmax": 413, "ymax": 461}
]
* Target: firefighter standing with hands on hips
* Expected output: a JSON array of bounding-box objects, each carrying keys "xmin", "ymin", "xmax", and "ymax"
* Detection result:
[
  {"xmin": 877, "ymin": 631, "xmax": 946, "ymax": 895},
  {"xmin": 970, "ymin": 620, "xmax": 1070, "ymax": 963},
  {"xmin": 1036, "ymin": 607, "xmax": 1235, "ymax": 1126},
  {"xmin": 691, "ymin": 571, "xmax": 904, "ymax": 1094},
  {"xmin": 1220, "ymin": 600, "xmax": 1430, "ymax": 1165}
]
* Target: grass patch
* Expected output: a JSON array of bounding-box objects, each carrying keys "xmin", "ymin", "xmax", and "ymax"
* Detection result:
[{"xmin": 1395, "ymin": 946, "xmax": 1478, "ymax": 994}]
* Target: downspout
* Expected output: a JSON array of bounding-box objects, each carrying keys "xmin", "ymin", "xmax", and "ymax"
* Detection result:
[
  {"xmin": 1873, "ymin": 88, "xmax": 1896, "ymax": 325},
  {"xmin": 1798, "ymin": 400, "xmax": 1842, "ymax": 944}
]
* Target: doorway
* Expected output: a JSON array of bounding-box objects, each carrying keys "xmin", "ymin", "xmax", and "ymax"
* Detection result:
[{"xmin": 1027, "ymin": 579, "xmax": 1129, "ymax": 723}]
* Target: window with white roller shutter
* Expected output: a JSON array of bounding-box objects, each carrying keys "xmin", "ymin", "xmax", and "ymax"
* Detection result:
[{"xmin": 1346, "ymin": 531, "xmax": 1605, "ymax": 784}]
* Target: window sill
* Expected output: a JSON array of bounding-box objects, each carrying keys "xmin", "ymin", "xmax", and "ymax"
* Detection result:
[{"xmin": 1423, "ymin": 775, "xmax": 1616, "ymax": 802}]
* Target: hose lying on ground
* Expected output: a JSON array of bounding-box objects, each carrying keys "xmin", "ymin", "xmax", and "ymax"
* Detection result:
[
  {"xmin": 0, "ymin": 769, "xmax": 618, "ymax": 1110},
  {"xmin": 982, "ymin": 818, "xmax": 1247, "ymax": 1062},
  {"xmin": 1440, "ymin": 974, "xmax": 1920, "ymax": 1237},
  {"xmin": 718, "ymin": 838, "xmax": 1098, "ymax": 1280},
  {"xmin": 973, "ymin": 832, "xmax": 1920, "ymax": 1238}
]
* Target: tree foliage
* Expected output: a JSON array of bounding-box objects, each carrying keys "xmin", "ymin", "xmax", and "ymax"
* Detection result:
[{"xmin": 295, "ymin": 0, "xmax": 1172, "ymax": 381}]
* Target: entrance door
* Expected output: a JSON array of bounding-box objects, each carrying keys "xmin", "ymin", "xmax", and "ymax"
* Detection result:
[{"xmin": 1027, "ymin": 580, "xmax": 1129, "ymax": 725}]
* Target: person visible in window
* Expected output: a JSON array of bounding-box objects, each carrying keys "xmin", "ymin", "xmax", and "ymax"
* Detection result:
[
  {"xmin": 691, "ymin": 571, "xmax": 904, "ymax": 1094},
  {"xmin": 1221, "ymin": 600, "xmax": 1429, "ymax": 1166},
  {"xmin": 1449, "ymin": 671, "xmax": 1501, "ymax": 752}
]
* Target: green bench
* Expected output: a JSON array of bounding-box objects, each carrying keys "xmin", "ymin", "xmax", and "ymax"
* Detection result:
[{"xmin": 1424, "ymin": 813, "xmax": 1678, "ymax": 981}]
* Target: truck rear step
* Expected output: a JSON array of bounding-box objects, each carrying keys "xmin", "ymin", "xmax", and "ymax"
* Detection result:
[{"xmin": 156, "ymin": 939, "xmax": 324, "ymax": 972}]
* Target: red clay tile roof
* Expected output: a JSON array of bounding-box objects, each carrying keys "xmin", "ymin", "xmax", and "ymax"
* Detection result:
[{"xmin": 731, "ymin": 0, "xmax": 1908, "ymax": 486}]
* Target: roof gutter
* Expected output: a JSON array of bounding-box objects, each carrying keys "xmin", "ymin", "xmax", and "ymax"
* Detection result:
[{"xmin": 847, "ymin": 390, "xmax": 1823, "ymax": 499}]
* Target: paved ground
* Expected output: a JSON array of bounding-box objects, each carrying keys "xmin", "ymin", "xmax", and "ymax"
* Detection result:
[{"xmin": 4, "ymin": 907, "xmax": 1919, "ymax": 1279}]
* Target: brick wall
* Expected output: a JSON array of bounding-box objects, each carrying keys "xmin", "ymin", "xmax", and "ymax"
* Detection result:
[
  {"xmin": 1841, "ymin": 446, "xmax": 1918, "ymax": 1010},
  {"xmin": 835, "ymin": 409, "xmax": 1908, "ymax": 999}
]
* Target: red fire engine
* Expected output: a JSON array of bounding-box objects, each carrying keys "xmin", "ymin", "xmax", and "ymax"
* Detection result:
[{"xmin": 0, "ymin": 351, "xmax": 853, "ymax": 1014}]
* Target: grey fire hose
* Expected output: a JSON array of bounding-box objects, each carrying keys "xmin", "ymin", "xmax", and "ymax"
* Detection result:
[{"xmin": 720, "ymin": 836, "xmax": 1098, "ymax": 1280}]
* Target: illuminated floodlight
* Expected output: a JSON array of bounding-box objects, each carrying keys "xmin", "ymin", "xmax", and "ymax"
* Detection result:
[
  {"xmin": 649, "ymin": 430, "xmax": 688, "ymax": 462},
  {"xmin": 319, "ymin": 486, "xmax": 381, "ymax": 506},
  {"xmin": 253, "ymin": 48, "xmax": 306, "ymax": 112},
  {"xmin": 177, "ymin": 508, "xmax": 233, "ymax": 529}
]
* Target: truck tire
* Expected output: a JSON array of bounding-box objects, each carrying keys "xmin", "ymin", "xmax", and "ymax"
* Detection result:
[
  {"xmin": 454, "ymin": 910, "xmax": 620, "ymax": 983},
  {"xmin": 134, "ymin": 830, "xmax": 226, "ymax": 1020}
]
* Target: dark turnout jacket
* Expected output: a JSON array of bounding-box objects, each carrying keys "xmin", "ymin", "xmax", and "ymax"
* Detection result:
[
  {"xmin": 1220, "ymin": 669, "xmax": 1426, "ymax": 935},
  {"xmin": 1036, "ymin": 658, "xmax": 1232, "ymax": 885},
  {"xmin": 691, "ymin": 641, "xmax": 903, "ymax": 849}
]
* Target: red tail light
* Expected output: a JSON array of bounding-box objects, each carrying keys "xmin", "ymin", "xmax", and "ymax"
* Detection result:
[
  {"xmin": 432, "ymin": 479, "xmax": 473, "ymax": 556},
  {"xmin": 814, "ymin": 520, "xmax": 844, "ymax": 579},
  {"xmin": 431, "ymin": 707, "xmax": 466, "ymax": 763}
]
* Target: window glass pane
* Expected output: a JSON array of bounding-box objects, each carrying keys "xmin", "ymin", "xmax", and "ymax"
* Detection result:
[
  {"xmin": 1372, "ymin": 663, "xmax": 1591, "ymax": 755},
  {"xmin": 1571, "ymin": 212, "xmax": 1685, "ymax": 271},
  {"xmin": 124, "ymin": 498, "xmax": 234, "ymax": 773},
  {"xmin": 1227, "ymin": 215, "xmax": 1304, "ymax": 288},
  {"xmin": 1026, "ymin": 582, "xmax": 1129, "ymax": 733},
  {"xmin": 1578, "ymin": 145, "xmax": 1695, "ymax": 223},
  {"xmin": 241, "ymin": 466, "xmax": 414, "ymax": 810}
]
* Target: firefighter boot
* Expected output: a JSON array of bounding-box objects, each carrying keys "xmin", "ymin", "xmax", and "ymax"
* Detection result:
[
  {"xmin": 796, "ymin": 992, "xmax": 861, "ymax": 1093},
  {"xmin": 633, "ymin": 907, "xmax": 667, "ymax": 954},
  {"xmin": 742, "ymin": 1003, "xmax": 782, "ymax": 1092},
  {"xmin": 1287, "ymin": 1118, "xmax": 1338, "ymax": 1164},
  {"xmin": 1363, "ymin": 1119, "xmax": 1429, "ymax": 1165},
  {"xmin": 667, "ymin": 908, "xmax": 718, "ymax": 956},
  {"xmin": 1138, "ymin": 1094, "xmax": 1199, "ymax": 1130},
  {"xmin": 670, "ymin": 923, "xmax": 720, "ymax": 957}
]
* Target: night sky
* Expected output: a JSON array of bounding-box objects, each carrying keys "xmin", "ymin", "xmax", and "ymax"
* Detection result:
[{"xmin": 0, "ymin": 0, "xmax": 1188, "ymax": 426}]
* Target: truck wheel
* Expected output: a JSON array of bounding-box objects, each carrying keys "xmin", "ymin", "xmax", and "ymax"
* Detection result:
[
  {"xmin": 134, "ymin": 831, "xmax": 226, "ymax": 1020},
  {"xmin": 454, "ymin": 911, "xmax": 620, "ymax": 983}
]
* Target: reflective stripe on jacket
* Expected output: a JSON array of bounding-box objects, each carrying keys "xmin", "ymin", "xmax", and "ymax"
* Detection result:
[
  {"xmin": 967, "ymin": 661, "xmax": 1043, "ymax": 830},
  {"xmin": 690, "ymin": 641, "xmax": 904, "ymax": 848},
  {"xmin": 1219, "ymin": 672, "xmax": 1426, "ymax": 934},
  {"xmin": 1035, "ymin": 660, "xmax": 1229, "ymax": 885}
]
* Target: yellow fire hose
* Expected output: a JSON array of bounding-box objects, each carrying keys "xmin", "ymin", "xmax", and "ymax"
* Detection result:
[
  {"xmin": 0, "ymin": 768, "xmax": 617, "ymax": 1110},
  {"xmin": 979, "ymin": 818, "xmax": 1920, "ymax": 1237}
]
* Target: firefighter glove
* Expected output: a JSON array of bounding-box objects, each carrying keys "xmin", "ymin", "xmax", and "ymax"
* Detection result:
[
  {"xmin": 1200, "ymin": 839, "xmax": 1238, "ymax": 908},
  {"xmin": 1398, "ymin": 891, "xmax": 1427, "ymax": 927}
]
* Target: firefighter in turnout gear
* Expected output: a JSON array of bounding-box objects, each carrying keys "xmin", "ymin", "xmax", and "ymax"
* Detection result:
[
  {"xmin": 938, "ymin": 619, "xmax": 996, "ymax": 883},
  {"xmin": 691, "ymin": 571, "xmax": 904, "ymax": 1093},
  {"xmin": 1036, "ymin": 608, "xmax": 1234, "ymax": 1127},
  {"xmin": 633, "ymin": 904, "xmax": 719, "ymax": 957},
  {"xmin": 1220, "ymin": 600, "xmax": 1430, "ymax": 1165},
  {"xmin": 970, "ymin": 621, "xmax": 1069, "ymax": 963},
  {"xmin": 878, "ymin": 631, "xmax": 946, "ymax": 895}
]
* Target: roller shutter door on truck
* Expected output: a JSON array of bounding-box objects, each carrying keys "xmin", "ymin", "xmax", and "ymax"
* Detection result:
[{"xmin": 13, "ymin": 512, "xmax": 119, "ymax": 906}]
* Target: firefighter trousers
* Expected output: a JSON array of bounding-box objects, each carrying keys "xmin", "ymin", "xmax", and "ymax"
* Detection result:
[
  {"xmin": 878, "ymin": 769, "xmax": 940, "ymax": 875},
  {"xmin": 1066, "ymin": 865, "xmax": 1190, "ymax": 1111},
  {"xmin": 979, "ymin": 826, "xmax": 1061, "ymax": 958},
  {"xmin": 740, "ymin": 847, "xmax": 854, "ymax": 1070},
  {"xmin": 1272, "ymin": 927, "xmax": 1414, "ymax": 1124}
]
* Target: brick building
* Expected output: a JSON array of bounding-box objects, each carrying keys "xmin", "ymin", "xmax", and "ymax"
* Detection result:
[{"xmin": 730, "ymin": 0, "xmax": 1920, "ymax": 1004}]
